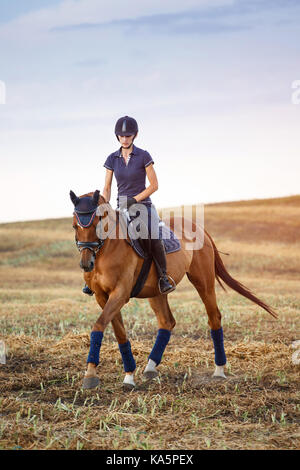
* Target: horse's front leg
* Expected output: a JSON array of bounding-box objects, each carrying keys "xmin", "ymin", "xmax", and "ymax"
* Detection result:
[
  {"xmin": 111, "ymin": 312, "xmax": 136, "ymax": 389},
  {"xmin": 83, "ymin": 289, "xmax": 129, "ymax": 389},
  {"xmin": 144, "ymin": 295, "xmax": 176, "ymax": 380}
]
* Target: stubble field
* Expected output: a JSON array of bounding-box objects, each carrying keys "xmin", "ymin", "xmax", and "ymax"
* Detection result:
[{"xmin": 0, "ymin": 195, "xmax": 299, "ymax": 450}]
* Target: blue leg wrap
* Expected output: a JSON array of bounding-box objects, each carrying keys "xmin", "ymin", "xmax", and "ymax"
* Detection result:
[
  {"xmin": 119, "ymin": 341, "xmax": 136, "ymax": 373},
  {"xmin": 87, "ymin": 331, "xmax": 103, "ymax": 366},
  {"xmin": 149, "ymin": 329, "xmax": 171, "ymax": 366},
  {"xmin": 211, "ymin": 327, "xmax": 226, "ymax": 366}
]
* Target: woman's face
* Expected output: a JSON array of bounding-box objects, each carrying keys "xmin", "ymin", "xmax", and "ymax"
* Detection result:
[{"xmin": 118, "ymin": 134, "xmax": 136, "ymax": 148}]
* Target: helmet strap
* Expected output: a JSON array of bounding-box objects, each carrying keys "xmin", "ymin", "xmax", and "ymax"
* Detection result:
[{"xmin": 116, "ymin": 133, "xmax": 137, "ymax": 147}]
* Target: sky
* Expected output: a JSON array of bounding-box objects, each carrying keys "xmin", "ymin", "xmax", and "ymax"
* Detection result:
[{"xmin": 0, "ymin": 0, "xmax": 299, "ymax": 223}]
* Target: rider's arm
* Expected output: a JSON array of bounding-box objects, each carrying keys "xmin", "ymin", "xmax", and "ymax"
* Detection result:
[
  {"xmin": 102, "ymin": 169, "xmax": 113, "ymax": 203},
  {"xmin": 134, "ymin": 163, "xmax": 158, "ymax": 202}
]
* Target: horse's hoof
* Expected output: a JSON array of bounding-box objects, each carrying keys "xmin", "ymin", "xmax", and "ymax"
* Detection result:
[
  {"xmin": 122, "ymin": 382, "xmax": 135, "ymax": 391},
  {"xmin": 212, "ymin": 373, "xmax": 226, "ymax": 379},
  {"xmin": 82, "ymin": 376, "xmax": 100, "ymax": 389},
  {"xmin": 212, "ymin": 365, "xmax": 226, "ymax": 379},
  {"xmin": 143, "ymin": 370, "xmax": 158, "ymax": 380},
  {"xmin": 123, "ymin": 374, "xmax": 135, "ymax": 390}
]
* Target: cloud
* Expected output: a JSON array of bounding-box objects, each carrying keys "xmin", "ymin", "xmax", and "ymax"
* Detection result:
[
  {"xmin": 0, "ymin": 0, "xmax": 234, "ymax": 39},
  {"xmin": 1, "ymin": 0, "xmax": 299, "ymax": 44},
  {"xmin": 44, "ymin": 0, "xmax": 299, "ymax": 36},
  {"xmin": 50, "ymin": 10, "xmax": 251, "ymax": 35}
]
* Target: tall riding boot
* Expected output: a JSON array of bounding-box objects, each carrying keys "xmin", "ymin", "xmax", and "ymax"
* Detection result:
[{"xmin": 151, "ymin": 239, "xmax": 176, "ymax": 294}]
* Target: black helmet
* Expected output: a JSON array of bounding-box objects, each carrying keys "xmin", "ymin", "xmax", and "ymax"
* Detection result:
[{"xmin": 115, "ymin": 116, "xmax": 138, "ymax": 137}]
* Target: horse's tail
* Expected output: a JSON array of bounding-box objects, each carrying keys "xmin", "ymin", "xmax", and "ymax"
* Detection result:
[{"xmin": 205, "ymin": 230, "xmax": 278, "ymax": 319}]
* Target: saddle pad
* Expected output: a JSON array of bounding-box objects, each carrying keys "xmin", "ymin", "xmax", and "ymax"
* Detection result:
[{"xmin": 119, "ymin": 212, "xmax": 181, "ymax": 259}]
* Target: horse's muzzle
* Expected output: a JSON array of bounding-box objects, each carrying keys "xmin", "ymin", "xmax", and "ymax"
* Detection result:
[{"xmin": 80, "ymin": 253, "xmax": 95, "ymax": 272}]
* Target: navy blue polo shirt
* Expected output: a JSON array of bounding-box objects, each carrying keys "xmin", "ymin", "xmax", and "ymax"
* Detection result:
[{"xmin": 103, "ymin": 144, "xmax": 154, "ymax": 207}]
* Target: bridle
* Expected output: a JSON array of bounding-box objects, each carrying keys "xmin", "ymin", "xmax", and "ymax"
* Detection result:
[
  {"xmin": 74, "ymin": 203, "xmax": 122, "ymax": 255},
  {"xmin": 76, "ymin": 238, "xmax": 104, "ymax": 254}
]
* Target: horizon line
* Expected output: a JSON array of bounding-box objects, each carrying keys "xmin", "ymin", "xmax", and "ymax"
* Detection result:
[{"xmin": 1, "ymin": 193, "xmax": 299, "ymax": 226}]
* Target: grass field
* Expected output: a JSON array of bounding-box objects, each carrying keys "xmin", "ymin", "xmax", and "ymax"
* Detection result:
[{"xmin": 0, "ymin": 195, "xmax": 299, "ymax": 450}]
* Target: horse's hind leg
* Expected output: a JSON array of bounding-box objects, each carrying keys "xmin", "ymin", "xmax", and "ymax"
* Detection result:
[
  {"xmin": 144, "ymin": 295, "xmax": 176, "ymax": 379},
  {"xmin": 187, "ymin": 270, "xmax": 227, "ymax": 378}
]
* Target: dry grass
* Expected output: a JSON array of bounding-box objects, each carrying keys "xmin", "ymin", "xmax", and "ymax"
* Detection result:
[{"xmin": 0, "ymin": 195, "xmax": 299, "ymax": 450}]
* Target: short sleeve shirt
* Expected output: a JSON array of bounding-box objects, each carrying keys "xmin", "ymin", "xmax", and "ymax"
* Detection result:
[{"xmin": 103, "ymin": 144, "xmax": 154, "ymax": 206}]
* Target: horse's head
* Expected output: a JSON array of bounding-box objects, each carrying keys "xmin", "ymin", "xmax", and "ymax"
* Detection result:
[{"xmin": 70, "ymin": 189, "xmax": 103, "ymax": 272}]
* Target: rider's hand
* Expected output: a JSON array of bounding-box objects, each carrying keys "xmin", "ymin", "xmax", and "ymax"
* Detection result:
[{"xmin": 119, "ymin": 197, "xmax": 137, "ymax": 210}]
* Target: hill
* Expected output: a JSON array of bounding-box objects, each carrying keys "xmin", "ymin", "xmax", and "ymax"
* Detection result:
[{"xmin": 1, "ymin": 194, "xmax": 299, "ymax": 274}]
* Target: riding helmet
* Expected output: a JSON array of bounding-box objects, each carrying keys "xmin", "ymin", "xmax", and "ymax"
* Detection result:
[{"xmin": 115, "ymin": 116, "xmax": 138, "ymax": 138}]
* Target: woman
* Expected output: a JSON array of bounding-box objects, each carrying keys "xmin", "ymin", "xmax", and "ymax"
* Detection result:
[{"xmin": 83, "ymin": 115, "xmax": 176, "ymax": 295}]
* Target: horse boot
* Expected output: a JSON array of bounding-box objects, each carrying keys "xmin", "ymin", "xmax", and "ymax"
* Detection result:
[
  {"xmin": 150, "ymin": 238, "xmax": 176, "ymax": 294},
  {"xmin": 82, "ymin": 284, "xmax": 94, "ymax": 296}
]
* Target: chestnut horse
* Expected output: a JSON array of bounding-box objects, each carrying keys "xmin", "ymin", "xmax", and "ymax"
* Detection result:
[{"xmin": 70, "ymin": 190, "xmax": 277, "ymax": 389}]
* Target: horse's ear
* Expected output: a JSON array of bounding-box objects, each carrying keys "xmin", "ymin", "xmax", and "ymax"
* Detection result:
[
  {"xmin": 70, "ymin": 190, "xmax": 80, "ymax": 206},
  {"xmin": 92, "ymin": 190, "xmax": 100, "ymax": 206}
]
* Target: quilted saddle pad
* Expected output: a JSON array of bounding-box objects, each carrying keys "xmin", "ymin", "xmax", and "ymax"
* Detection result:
[{"xmin": 119, "ymin": 211, "xmax": 181, "ymax": 259}]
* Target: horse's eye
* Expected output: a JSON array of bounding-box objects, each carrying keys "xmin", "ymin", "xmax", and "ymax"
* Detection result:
[{"xmin": 73, "ymin": 225, "xmax": 77, "ymax": 230}]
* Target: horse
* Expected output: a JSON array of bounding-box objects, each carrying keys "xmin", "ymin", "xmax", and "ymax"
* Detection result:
[{"xmin": 70, "ymin": 190, "xmax": 277, "ymax": 389}]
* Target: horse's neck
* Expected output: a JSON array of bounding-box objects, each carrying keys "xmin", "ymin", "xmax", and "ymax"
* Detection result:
[{"xmin": 99, "ymin": 204, "xmax": 128, "ymax": 242}]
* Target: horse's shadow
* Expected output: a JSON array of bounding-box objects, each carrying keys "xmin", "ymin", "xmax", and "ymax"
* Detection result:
[{"xmin": 121, "ymin": 370, "xmax": 232, "ymax": 393}]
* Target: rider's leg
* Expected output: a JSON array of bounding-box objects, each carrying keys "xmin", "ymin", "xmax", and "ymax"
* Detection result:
[
  {"xmin": 150, "ymin": 238, "xmax": 176, "ymax": 294},
  {"xmin": 148, "ymin": 205, "xmax": 176, "ymax": 294},
  {"xmin": 128, "ymin": 201, "xmax": 176, "ymax": 294}
]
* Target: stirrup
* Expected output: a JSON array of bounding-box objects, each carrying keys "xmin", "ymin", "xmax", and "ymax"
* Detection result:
[
  {"xmin": 82, "ymin": 285, "xmax": 94, "ymax": 296},
  {"xmin": 158, "ymin": 274, "xmax": 176, "ymax": 294}
]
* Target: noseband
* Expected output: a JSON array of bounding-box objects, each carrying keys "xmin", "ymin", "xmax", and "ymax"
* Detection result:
[{"xmin": 76, "ymin": 239, "xmax": 104, "ymax": 254}]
